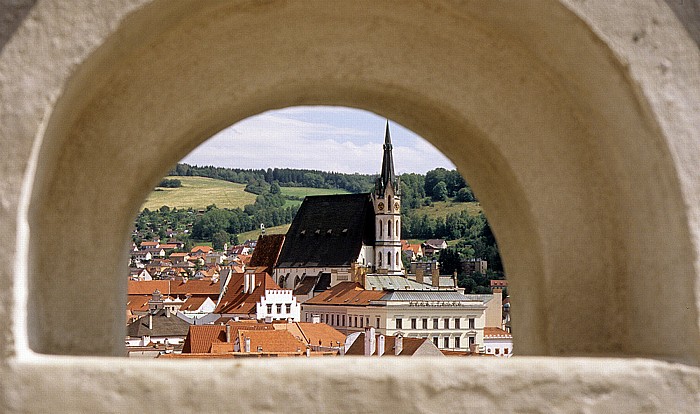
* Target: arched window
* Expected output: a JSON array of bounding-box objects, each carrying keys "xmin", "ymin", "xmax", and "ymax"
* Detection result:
[
  {"xmin": 387, "ymin": 219, "xmax": 392, "ymax": 237},
  {"xmin": 379, "ymin": 220, "xmax": 383, "ymax": 238},
  {"xmin": 396, "ymin": 252, "xmax": 400, "ymax": 266},
  {"xmin": 387, "ymin": 252, "xmax": 391, "ymax": 266},
  {"xmin": 396, "ymin": 219, "xmax": 400, "ymax": 236},
  {"xmin": 378, "ymin": 253, "xmax": 382, "ymax": 267}
]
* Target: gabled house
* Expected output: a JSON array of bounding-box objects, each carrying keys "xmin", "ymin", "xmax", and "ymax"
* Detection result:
[
  {"xmin": 125, "ymin": 308, "xmax": 191, "ymax": 347},
  {"xmin": 422, "ymin": 239, "xmax": 448, "ymax": 256},
  {"xmin": 190, "ymin": 245, "xmax": 213, "ymax": 256},
  {"xmin": 169, "ymin": 252, "xmax": 190, "ymax": 263},
  {"xmin": 129, "ymin": 268, "xmax": 152, "ymax": 281}
]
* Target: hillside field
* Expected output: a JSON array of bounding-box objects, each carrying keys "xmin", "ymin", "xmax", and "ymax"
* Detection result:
[
  {"xmin": 237, "ymin": 224, "xmax": 291, "ymax": 242},
  {"xmin": 142, "ymin": 177, "xmax": 352, "ymax": 211},
  {"xmin": 415, "ymin": 201, "xmax": 482, "ymax": 219},
  {"xmin": 141, "ymin": 176, "xmax": 257, "ymax": 210}
]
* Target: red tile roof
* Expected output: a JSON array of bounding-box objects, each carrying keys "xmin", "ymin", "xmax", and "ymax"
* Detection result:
[
  {"xmin": 180, "ymin": 296, "xmax": 209, "ymax": 311},
  {"xmin": 182, "ymin": 325, "xmax": 227, "ymax": 353},
  {"xmin": 237, "ymin": 330, "xmax": 305, "ymax": 353},
  {"xmin": 274, "ymin": 322, "xmax": 345, "ymax": 347},
  {"xmin": 215, "ymin": 271, "xmax": 279, "ymax": 315},
  {"xmin": 303, "ymin": 282, "xmax": 385, "ymax": 306},
  {"xmin": 127, "ymin": 280, "xmax": 220, "ymax": 296},
  {"xmin": 126, "ymin": 295, "xmax": 151, "ymax": 312},
  {"xmin": 191, "ymin": 245, "xmax": 213, "ymax": 254},
  {"xmin": 484, "ymin": 327, "xmax": 512, "ymax": 339}
]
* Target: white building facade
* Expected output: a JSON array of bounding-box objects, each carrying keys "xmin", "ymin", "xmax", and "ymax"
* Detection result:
[
  {"xmin": 257, "ymin": 289, "xmax": 301, "ymax": 322},
  {"xmin": 303, "ymin": 288, "xmax": 495, "ymax": 351}
]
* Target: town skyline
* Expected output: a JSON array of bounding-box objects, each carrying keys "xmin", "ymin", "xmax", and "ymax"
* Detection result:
[{"xmin": 182, "ymin": 106, "xmax": 457, "ymax": 175}]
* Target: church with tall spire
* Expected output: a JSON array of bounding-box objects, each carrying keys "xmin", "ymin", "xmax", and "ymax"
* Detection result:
[
  {"xmin": 371, "ymin": 121, "xmax": 403, "ymax": 275},
  {"xmin": 272, "ymin": 122, "xmax": 406, "ymax": 300}
]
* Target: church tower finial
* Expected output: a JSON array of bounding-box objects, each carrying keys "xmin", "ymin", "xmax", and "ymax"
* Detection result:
[
  {"xmin": 377, "ymin": 120, "xmax": 397, "ymax": 196},
  {"xmin": 372, "ymin": 121, "xmax": 402, "ymax": 275}
]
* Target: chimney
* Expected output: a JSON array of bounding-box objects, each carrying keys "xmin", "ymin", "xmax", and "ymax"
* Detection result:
[
  {"xmin": 431, "ymin": 266, "xmax": 440, "ymax": 287},
  {"xmin": 244, "ymin": 337, "xmax": 251, "ymax": 353},
  {"xmin": 225, "ymin": 324, "xmax": 231, "ymax": 343},
  {"xmin": 243, "ymin": 272, "xmax": 249, "ymax": 294},
  {"xmin": 306, "ymin": 348, "xmax": 311, "ymax": 358},
  {"xmin": 250, "ymin": 273, "xmax": 257, "ymax": 294},
  {"xmin": 416, "ymin": 266, "xmax": 424, "ymax": 284},
  {"xmin": 364, "ymin": 327, "xmax": 376, "ymax": 356},
  {"xmin": 148, "ymin": 313, "xmax": 153, "ymax": 330},
  {"xmin": 394, "ymin": 334, "xmax": 403, "ymax": 356},
  {"xmin": 377, "ymin": 334, "xmax": 385, "ymax": 357}
]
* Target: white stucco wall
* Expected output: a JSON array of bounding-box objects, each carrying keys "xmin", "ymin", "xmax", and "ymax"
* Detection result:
[{"xmin": 1, "ymin": 1, "xmax": 699, "ymax": 412}]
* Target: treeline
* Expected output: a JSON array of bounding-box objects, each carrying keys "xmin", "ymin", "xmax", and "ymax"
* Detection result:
[
  {"xmin": 157, "ymin": 178, "xmax": 181, "ymax": 188},
  {"xmin": 190, "ymin": 183, "xmax": 299, "ymax": 249},
  {"xmin": 134, "ymin": 183, "xmax": 300, "ymax": 249},
  {"xmin": 169, "ymin": 163, "xmax": 375, "ymax": 194}
]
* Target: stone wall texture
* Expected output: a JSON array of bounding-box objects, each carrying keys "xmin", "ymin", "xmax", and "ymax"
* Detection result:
[{"xmin": 0, "ymin": 1, "xmax": 698, "ymax": 412}]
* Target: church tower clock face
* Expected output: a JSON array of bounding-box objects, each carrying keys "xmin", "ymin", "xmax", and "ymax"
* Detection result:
[
  {"xmin": 378, "ymin": 202, "xmax": 384, "ymax": 211},
  {"xmin": 394, "ymin": 201, "xmax": 400, "ymax": 211}
]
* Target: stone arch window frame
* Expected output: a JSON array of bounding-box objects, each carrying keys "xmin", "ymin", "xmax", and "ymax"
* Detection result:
[{"xmin": 3, "ymin": 1, "xmax": 699, "ymax": 411}]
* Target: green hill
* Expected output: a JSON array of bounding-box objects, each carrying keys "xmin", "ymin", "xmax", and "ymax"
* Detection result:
[
  {"xmin": 237, "ymin": 224, "xmax": 291, "ymax": 242},
  {"xmin": 142, "ymin": 176, "xmax": 353, "ymax": 211},
  {"xmin": 141, "ymin": 176, "xmax": 257, "ymax": 210},
  {"xmin": 413, "ymin": 200, "xmax": 482, "ymax": 219}
]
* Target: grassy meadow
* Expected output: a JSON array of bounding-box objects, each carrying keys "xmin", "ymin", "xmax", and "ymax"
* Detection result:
[
  {"xmin": 237, "ymin": 224, "xmax": 291, "ymax": 242},
  {"xmin": 141, "ymin": 176, "xmax": 257, "ymax": 210},
  {"xmin": 415, "ymin": 201, "xmax": 482, "ymax": 219}
]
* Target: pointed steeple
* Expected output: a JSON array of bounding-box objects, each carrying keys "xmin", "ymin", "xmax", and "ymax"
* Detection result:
[{"xmin": 378, "ymin": 120, "xmax": 396, "ymax": 194}]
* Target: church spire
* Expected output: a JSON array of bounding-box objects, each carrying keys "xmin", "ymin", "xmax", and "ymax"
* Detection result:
[{"xmin": 378, "ymin": 120, "xmax": 396, "ymax": 194}]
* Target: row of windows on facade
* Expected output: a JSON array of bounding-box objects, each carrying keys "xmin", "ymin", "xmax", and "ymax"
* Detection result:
[
  {"xmin": 304, "ymin": 312, "xmax": 475, "ymax": 331},
  {"xmin": 267, "ymin": 304, "xmax": 292, "ymax": 314},
  {"xmin": 395, "ymin": 317, "xmax": 476, "ymax": 330},
  {"xmin": 378, "ymin": 219, "xmax": 400, "ymax": 238},
  {"xmin": 377, "ymin": 251, "xmax": 401, "ymax": 267}
]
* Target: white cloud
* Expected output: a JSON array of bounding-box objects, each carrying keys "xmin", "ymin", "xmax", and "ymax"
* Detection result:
[{"xmin": 181, "ymin": 107, "xmax": 455, "ymax": 174}]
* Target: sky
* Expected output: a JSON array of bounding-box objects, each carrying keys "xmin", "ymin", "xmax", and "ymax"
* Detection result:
[{"xmin": 181, "ymin": 106, "xmax": 456, "ymax": 175}]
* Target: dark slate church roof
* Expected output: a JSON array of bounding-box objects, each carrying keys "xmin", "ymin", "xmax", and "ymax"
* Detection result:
[{"xmin": 276, "ymin": 193, "xmax": 375, "ymax": 268}]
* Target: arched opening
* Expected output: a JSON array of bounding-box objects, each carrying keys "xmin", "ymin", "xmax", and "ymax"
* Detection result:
[{"xmin": 20, "ymin": 0, "xmax": 698, "ymax": 367}]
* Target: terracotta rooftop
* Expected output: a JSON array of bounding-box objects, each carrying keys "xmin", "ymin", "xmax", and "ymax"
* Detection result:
[
  {"xmin": 182, "ymin": 325, "xmax": 227, "ymax": 353},
  {"xmin": 126, "ymin": 295, "xmax": 150, "ymax": 313},
  {"xmin": 127, "ymin": 280, "xmax": 220, "ymax": 296},
  {"xmin": 237, "ymin": 329, "xmax": 305, "ymax": 353},
  {"xmin": 191, "ymin": 245, "xmax": 213, "ymax": 254},
  {"xmin": 274, "ymin": 322, "xmax": 345, "ymax": 347},
  {"xmin": 215, "ymin": 271, "xmax": 279, "ymax": 315},
  {"xmin": 484, "ymin": 327, "xmax": 512, "ymax": 339},
  {"xmin": 180, "ymin": 296, "xmax": 210, "ymax": 311},
  {"xmin": 303, "ymin": 282, "xmax": 385, "ymax": 306}
]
